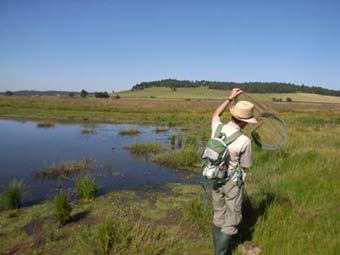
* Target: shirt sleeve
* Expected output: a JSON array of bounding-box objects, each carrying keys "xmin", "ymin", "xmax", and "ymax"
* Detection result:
[
  {"xmin": 211, "ymin": 116, "xmax": 222, "ymax": 138},
  {"xmin": 240, "ymin": 139, "xmax": 253, "ymax": 168}
]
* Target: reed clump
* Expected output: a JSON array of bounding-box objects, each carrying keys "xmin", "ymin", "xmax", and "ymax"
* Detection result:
[
  {"xmin": 81, "ymin": 126, "xmax": 97, "ymax": 135},
  {"xmin": 53, "ymin": 189, "xmax": 72, "ymax": 225},
  {"xmin": 37, "ymin": 122, "xmax": 55, "ymax": 128},
  {"xmin": 76, "ymin": 176, "xmax": 97, "ymax": 200},
  {"xmin": 154, "ymin": 148, "xmax": 200, "ymax": 171},
  {"xmin": 1, "ymin": 180, "xmax": 23, "ymax": 210},
  {"xmin": 118, "ymin": 129, "xmax": 141, "ymax": 136},
  {"xmin": 126, "ymin": 142, "xmax": 164, "ymax": 157},
  {"xmin": 154, "ymin": 127, "xmax": 168, "ymax": 133},
  {"xmin": 35, "ymin": 160, "xmax": 94, "ymax": 179}
]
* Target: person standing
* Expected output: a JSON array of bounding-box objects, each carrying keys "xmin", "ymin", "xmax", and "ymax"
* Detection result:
[{"xmin": 211, "ymin": 88, "xmax": 257, "ymax": 255}]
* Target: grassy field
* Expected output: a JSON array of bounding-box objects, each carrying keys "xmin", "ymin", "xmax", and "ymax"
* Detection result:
[
  {"xmin": 0, "ymin": 93, "xmax": 340, "ymax": 254},
  {"xmin": 117, "ymin": 86, "xmax": 340, "ymax": 104}
]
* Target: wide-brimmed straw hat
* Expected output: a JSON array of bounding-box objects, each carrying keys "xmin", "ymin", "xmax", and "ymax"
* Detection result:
[{"xmin": 230, "ymin": 100, "xmax": 257, "ymax": 124}]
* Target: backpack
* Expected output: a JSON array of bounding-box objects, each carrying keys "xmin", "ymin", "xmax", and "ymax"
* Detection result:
[{"xmin": 201, "ymin": 123, "xmax": 242, "ymax": 180}]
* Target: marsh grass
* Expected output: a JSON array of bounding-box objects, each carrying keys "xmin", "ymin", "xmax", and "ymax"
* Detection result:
[
  {"xmin": 37, "ymin": 122, "xmax": 55, "ymax": 128},
  {"xmin": 76, "ymin": 176, "xmax": 97, "ymax": 200},
  {"xmin": 1, "ymin": 180, "xmax": 23, "ymax": 210},
  {"xmin": 118, "ymin": 129, "xmax": 141, "ymax": 136},
  {"xmin": 35, "ymin": 159, "xmax": 94, "ymax": 179},
  {"xmin": 182, "ymin": 194, "xmax": 212, "ymax": 235},
  {"xmin": 154, "ymin": 127, "xmax": 168, "ymax": 133},
  {"xmin": 77, "ymin": 218, "xmax": 178, "ymax": 255},
  {"xmin": 81, "ymin": 126, "xmax": 97, "ymax": 135},
  {"xmin": 53, "ymin": 189, "xmax": 72, "ymax": 225},
  {"xmin": 126, "ymin": 142, "xmax": 164, "ymax": 158},
  {"xmin": 154, "ymin": 148, "xmax": 200, "ymax": 171}
]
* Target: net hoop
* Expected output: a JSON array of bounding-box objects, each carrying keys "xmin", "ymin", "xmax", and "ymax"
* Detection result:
[{"xmin": 250, "ymin": 113, "xmax": 287, "ymax": 150}]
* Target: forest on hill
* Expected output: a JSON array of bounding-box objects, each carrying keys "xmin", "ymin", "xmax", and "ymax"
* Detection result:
[{"xmin": 132, "ymin": 79, "xmax": 340, "ymax": 97}]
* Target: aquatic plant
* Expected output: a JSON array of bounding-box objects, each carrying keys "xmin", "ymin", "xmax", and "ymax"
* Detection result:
[
  {"xmin": 37, "ymin": 122, "xmax": 55, "ymax": 128},
  {"xmin": 2, "ymin": 180, "xmax": 23, "ymax": 210},
  {"xmin": 170, "ymin": 135, "xmax": 176, "ymax": 147},
  {"xmin": 118, "ymin": 129, "xmax": 141, "ymax": 136},
  {"xmin": 154, "ymin": 148, "xmax": 200, "ymax": 171},
  {"xmin": 81, "ymin": 126, "xmax": 97, "ymax": 135},
  {"xmin": 53, "ymin": 189, "xmax": 72, "ymax": 225},
  {"xmin": 76, "ymin": 176, "xmax": 97, "ymax": 200},
  {"xmin": 154, "ymin": 127, "xmax": 168, "ymax": 133},
  {"xmin": 35, "ymin": 159, "xmax": 94, "ymax": 179},
  {"xmin": 126, "ymin": 142, "xmax": 164, "ymax": 157}
]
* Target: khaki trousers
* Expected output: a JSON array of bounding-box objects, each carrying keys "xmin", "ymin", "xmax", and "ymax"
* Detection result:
[{"xmin": 212, "ymin": 180, "xmax": 243, "ymax": 235}]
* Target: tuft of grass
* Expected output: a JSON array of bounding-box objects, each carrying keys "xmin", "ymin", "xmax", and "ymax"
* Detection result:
[
  {"xmin": 53, "ymin": 189, "xmax": 72, "ymax": 225},
  {"xmin": 77, "ymin": 218, "xmax": 179, "ymax": 255},
  {"xmin": 2, "ymin": 180, "xmax": 23, "ymax": 210},
  {"xmin": 81, "ymin": 126, "xmax": 97, "ymax": 135},
  {"xmin": 182, "ymin": 195, "xmax": 212, "ymax": 235},
  {"xmin": 37, "ymin": 122, "xmax": 55, "ymax": 128},
  {"xmin": 154, "ymin": 127, "xmax": 168, "ymax": 133},
  {"xmin": 118, "ymin": 129, "xmax": 141, "ymax": 136},
  {"xmin": 35, "ymin": 159, "xmax": 94, "ymax": 179},
  {"xmin": 126, "ymin": 142, "xmax": 164, "ymax": 158},
  {"xmin": 154, "ymin": 148, "xmax": 200, "ymax": 171},
  {"xmin": 96, "ymin": 218, "xmax": 131, "ymax": 254},
  {"xmin": 76, "ymin": 176, "xmax": 98, "ymax": 200}
]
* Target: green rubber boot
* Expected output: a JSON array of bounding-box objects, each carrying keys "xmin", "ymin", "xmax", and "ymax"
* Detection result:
[
  {"xmin": 212, "ymin": 225, "xmax": 221, "ymax": 250},
  {"xmin": 215, "ymin": 231, "xmax": 232, "ymax": 255}
]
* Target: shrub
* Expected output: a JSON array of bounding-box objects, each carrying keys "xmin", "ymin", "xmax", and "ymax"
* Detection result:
[
  {"xmin": 53, "ymin": 190, "xmax": 72, "ymax": 224},
  {"xmin": 76, "ymin": 176, "xmax": 97, "ymax": 200},
  {"xmin": 68, "ymin": 92, "xmax": 75, "ymax": 97},
  {"xmin": 5, "ymin": 91, "xmax": 14, "ymax": 96},
  {"xmin": 95, "ymin": 92, "xmax": 110, "ymax": 98},
  {"xmin": 286, "ymin": 97, "xmax": 292, "ymax": 102},
  {"xmin": 2, "ymin": 180, "xmax": 23, "ymax": 210},
  {"xmin": 80, "ymin": 89, "xmax": 88, "ymax": 98}
]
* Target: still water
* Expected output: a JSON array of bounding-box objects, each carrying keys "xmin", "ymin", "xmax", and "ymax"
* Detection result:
[{"xmin": 0, "ymin": 120, "xmax": 195, "ymax": 205}]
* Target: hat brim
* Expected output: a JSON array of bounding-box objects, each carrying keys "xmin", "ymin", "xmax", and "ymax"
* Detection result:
[{"xmin": 230, "ymin": 107, "xmax": 257, "ymax": 124}]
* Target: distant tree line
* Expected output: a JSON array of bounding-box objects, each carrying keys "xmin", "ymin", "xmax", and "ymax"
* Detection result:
[{"xmin": 131, "ymin": 79, "xmax": 340, "ymax": 97}]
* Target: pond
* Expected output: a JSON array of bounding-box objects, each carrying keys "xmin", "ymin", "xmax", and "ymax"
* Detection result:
[{"xmin": 0, "ymin": 120, "xmax": 197, "ymax": 205}]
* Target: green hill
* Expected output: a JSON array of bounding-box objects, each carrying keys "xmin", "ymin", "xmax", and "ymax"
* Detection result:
[{"xmin": 117, "ymin": 86, "xmax": 340, "ymax": 104}]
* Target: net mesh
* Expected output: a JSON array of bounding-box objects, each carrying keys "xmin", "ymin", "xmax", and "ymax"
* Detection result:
[{"xmin": 234, "ymin": 93, "xmax": 287, "ymax": 150}]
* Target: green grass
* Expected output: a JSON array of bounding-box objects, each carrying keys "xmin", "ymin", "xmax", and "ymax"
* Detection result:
[
  {"xmin": 35, "ymin": 160, "xmax": 94, "ymax": 179},
  {"xmin": 118, "ymin": 128, "xmax": 141, "ymax": 136},
  {"xmin": 75, "ymin": 176, "xmax": 98, "ymax": 200},
  {"xmin": 117, "ymin": 86, "xmax": 340, "ymax": 103},
  {"xmin": 126, "ymin": 142, "xmax": 164, "ymax": 157},
  {"xmin": 53, "ymin": 189, "xmax": 72, "ymax": 225},
  {"xmin": 1, "ymin": 180, "xmax": 23, "ymax": 210},
  {"xmin": 154, "ymin": 148, "xmax": 201, "ymax": 171}
]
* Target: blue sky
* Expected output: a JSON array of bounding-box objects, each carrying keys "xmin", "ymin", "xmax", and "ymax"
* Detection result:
[{"xmin": 0, "ymin": 0, "xmax": 339, "ymax": 92}]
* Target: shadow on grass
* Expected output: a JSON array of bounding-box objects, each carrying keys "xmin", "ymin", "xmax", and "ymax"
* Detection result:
[
  {"xmin": 233, "ymin": 191, "xmax": 276, "ymax": 249},
  {"xmin": 71, "ymin": 210, "xmax": 91, "ymax": 223}
]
